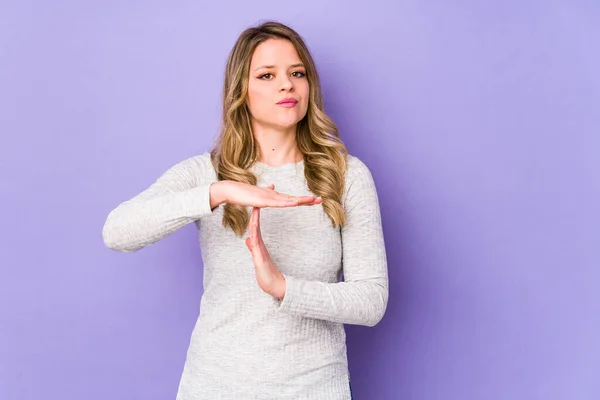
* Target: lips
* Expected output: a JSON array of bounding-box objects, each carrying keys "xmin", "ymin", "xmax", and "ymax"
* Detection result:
[{"xmin": 277, "ymin": 98, "xmax": 298, "ymax": 105}]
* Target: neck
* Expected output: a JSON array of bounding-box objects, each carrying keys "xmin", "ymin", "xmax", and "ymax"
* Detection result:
[{"xmin": 252, "ymin": 123, "xmax": 302, "ymax": 167}]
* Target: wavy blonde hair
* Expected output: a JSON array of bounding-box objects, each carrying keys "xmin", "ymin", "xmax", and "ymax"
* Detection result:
[{"xmin": 210, "ymin": 21, "xmax": 348, "ymax": 237}]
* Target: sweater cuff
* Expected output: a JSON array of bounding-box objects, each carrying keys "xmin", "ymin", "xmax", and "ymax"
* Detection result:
[
  {"xmin": 276, "ymin": 273, "xmax": 296, "ymax": 313},
  {"xmin": 180, "ymin": 183, "xmax": 215, "ymax": 218},
  {"xmin": 276, "ymin": 273, "xmax": 328, "ymax": 316}
]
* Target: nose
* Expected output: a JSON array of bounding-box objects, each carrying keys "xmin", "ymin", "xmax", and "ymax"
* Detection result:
[{"xmin": 279, "ymin": 75, "xmax": 293, "ymax": 92}]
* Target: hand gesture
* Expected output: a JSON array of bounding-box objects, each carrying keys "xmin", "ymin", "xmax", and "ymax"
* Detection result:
[
  {"xmin": 245, "ymin": 196, "xmax": 286, "ymax": 300},
  {"xmin": 211, "ymin": 181, "xmax": 322, "ymax": 209}
]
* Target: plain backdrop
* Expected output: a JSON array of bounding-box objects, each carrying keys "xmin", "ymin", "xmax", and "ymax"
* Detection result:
[{"xmin": 1, "ymin": 1, "xmax": 599, "ymax": 399}]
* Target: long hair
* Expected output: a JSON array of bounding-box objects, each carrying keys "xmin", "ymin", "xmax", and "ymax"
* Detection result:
[{"xmin": 210, "ymin": 21, "xmax": 348, "ymax": 237}]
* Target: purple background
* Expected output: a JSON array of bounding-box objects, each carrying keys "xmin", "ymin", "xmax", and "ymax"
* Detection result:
[{"xmin": 1, "ymin": 1, "xmax": 599, "ymax": 399}]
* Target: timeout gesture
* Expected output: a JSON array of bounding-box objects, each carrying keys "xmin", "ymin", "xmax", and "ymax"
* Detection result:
[
  {"xmin": 245, "ymin": 184, "xmax": 304, "ymax": 300},
  {"xmin": 210, "ymin": 181, "xmax": 322, "ymax": 299},
  {"xmin": 210, "ymin": 181, "xmax": 322, "ymax": 209}
]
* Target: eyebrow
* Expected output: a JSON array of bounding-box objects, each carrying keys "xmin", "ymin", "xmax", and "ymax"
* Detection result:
[{"xmin": 253, "ymin": 63, "xmax": 305, "ymax": 72}]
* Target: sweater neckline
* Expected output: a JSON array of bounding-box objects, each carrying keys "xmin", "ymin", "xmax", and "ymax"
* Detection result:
[{"xmin": 250, "ymin": 159, "xmax": 305, "ymax": 178}]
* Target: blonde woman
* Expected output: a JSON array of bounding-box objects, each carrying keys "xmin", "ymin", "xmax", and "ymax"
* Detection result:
[{"xmin": 103, "ymin": 20, "xmax": 388, "ymax": 400}]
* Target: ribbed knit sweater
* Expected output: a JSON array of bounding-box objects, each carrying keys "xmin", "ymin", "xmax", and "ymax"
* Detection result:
[{"xmin": 102, "ymin": 152, "xmax": 389, "ymax": 399}]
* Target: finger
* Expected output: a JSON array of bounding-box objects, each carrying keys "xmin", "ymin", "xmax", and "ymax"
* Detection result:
[
  {"xmin": 250, "ymin": 207, "xmax": 260, "ymax": 238},
  {"xmin": 276, "ymin": 193, "xmax": 308, "ymax": 203},
  {"xmin": 248, "ymin": 209, "xmax": 254, "ymax": 241},
  {"xmin": 253, "ymin": 207, "xmax": 262, "ymax": 244},
  {"xmin": 247, "ymin": 236, "xmax": 256, "ymax": 252},
  {"xmin": 251, "ymin": 207, "xmax": 258, "ymax": 241},
  {"xmin": 288, "ymin": 195, "xmax": 320, "ymax": 206},
  {"xmin": 255, "ymin": 207, "xmax": 262, "ymax": 239},
  {"xmin": 250, "ymin": 209, "xmax": 263, "ymax": 256},
  {"xmin": 268, "ymin": 194, "xmax": 300, "ymax": 207},
  {"xmin": 298, "ymin": 195, "xmax": 320, "ymax": 203},
  {"xmin": 299, "ymin": 197, "xmax": 323, "ymax": 206},
  {"xmin": 266, "ymin": 192, "xmax": 316, "ymax": 207}
]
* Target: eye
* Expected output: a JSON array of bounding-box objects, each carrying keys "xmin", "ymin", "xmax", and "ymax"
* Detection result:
[
  {"xmin": 258, "ymin": 73, "xmax": 273, "ymax": 80},
  {"xmin": 291, "ymin": 71, "xmax": 306, "ymax": 78}
]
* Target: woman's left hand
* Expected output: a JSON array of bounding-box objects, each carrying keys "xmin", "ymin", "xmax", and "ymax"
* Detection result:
[{"xmin": 245, "ymin": 185, "xmax": 286, "ymax": 300}]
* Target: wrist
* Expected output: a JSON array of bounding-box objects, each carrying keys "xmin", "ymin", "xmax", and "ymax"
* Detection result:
[
  {"xmin": 209, "ymin": 181, "xmax": 228, "ymax": 209},
  {"xmin": 272, "ymin": 273, "xmax": 287, "ymax": 300}
]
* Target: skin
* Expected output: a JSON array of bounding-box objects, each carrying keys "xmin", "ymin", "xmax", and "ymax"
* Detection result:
[
  {"xmin": 246, "ymin": 38, "xmax": 309, "ymax": 166},
  {"xmin": 245, "ymin": 185, "xmax": 287, "ymax": 300},
  {"xmin": 244, "ymin": 38, "xmax": 313, "ymax": 300}
]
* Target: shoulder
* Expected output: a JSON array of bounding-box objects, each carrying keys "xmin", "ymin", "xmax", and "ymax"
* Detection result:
[
  {"xmin": 158, "ymin": 151, "xmax": 216, "ymax": 185},
  {"xmin": 342, "ymin": 153, "xmax": 380, "ymax": 207},
  {"xmin": 344, "ymin": 153, "xmax": 376, "ymax": 188},
  {"xmin": 179, "ymin": 151, "xmax": 214, "ymax": 171},
  {"xmin": 346, "ymin": 154, "xmax": 371, "ymax": 175},
  {"xmin": 174, "ymin": 151, "xmax": 214, "ymax": 170}
]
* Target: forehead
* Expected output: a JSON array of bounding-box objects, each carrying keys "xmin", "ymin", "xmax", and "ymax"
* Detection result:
[{"xmin": 250, "ymin": 38, "xmax": 302, "ymax": 66}]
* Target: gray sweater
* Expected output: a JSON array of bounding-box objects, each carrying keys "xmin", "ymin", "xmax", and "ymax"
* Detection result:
[{"xmin": 102, "ymin": 152, "xmax": 389, "ymax": 399}]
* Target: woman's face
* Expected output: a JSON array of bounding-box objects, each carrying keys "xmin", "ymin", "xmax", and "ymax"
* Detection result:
[{"xmin": 246, "ymin": 38, "xmax": 309, "ymax": 131}]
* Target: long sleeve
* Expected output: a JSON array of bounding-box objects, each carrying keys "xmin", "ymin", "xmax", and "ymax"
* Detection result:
[
  {"xmin": 276, "ymin": 157, "xmax": 389, "ymax": 327},
  {"xmin": 102, "ymin": 154, "xmax": 216, "ymax": 253}
]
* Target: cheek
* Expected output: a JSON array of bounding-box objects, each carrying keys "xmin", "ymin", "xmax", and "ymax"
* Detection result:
[
  {"xmin": 299, "ymin": 82, "xmax": 310, "ymax": 106},
  {"xmin": 247, "ymin": 86, "xmax": 271, "ymax": 115}
]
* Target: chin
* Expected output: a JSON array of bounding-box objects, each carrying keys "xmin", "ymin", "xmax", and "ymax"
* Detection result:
[
  {"xmin": 278, "ymin": 114, "xmax": 307, "ymax": 128},
  {"xmin": 269, "ymin": 117, "xmax": 301, "ymax": 130}
]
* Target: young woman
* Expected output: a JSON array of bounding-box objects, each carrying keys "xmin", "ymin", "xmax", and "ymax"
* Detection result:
[{"xmin": 102, "ymin": 20, "xmax": 388, "ymax": 400}]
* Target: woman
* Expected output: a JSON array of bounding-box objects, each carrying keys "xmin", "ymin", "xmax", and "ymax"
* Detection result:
[{"xmin": 102, "ymin": 21, "xmax": 388, "ymax": 400}]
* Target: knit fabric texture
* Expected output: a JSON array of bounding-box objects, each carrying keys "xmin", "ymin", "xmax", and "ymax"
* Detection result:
[{"xmin": 102, "ymin": 152, "xmax": 389, "ymax": 399}]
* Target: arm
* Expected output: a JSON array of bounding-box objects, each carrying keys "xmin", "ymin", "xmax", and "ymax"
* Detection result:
[
  {"xmin": 276, "ymin": 157, "xmax": 389, "ymax": 327},
  {"xmin": 102, "ymin": 154, "xmax": 223, "ymax": 253}
]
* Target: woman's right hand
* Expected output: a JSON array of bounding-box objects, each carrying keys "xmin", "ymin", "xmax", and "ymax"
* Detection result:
[{"xmin": 209, "ymin": 181, "xmax": 322, "ymax": 209}]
